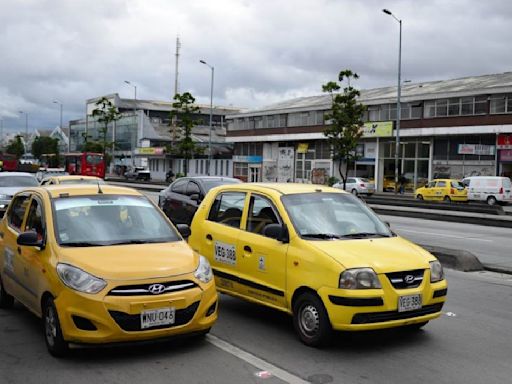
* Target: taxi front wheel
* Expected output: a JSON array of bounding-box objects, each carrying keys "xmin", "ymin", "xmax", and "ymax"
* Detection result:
[
  {"xmin": 43, "ymin": 297, "xmax": 69, "ymax": 358},
  {"xmin": 0, "ymin": 276, "xmax": 14, "ymax": 308},
  {"xmin": 293, "ymin": 292, "xmax": 332, "ymax": 347}
]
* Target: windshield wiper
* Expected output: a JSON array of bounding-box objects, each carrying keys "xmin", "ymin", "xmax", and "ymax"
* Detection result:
[
  {"xmin": 340, "ymin": 232, "xmax": 392, "ymax": 239},
  {"xmin": 60, "ymin": 242, "xmax": 106, "ymax": 247},
  {"xmin": 302, "ymin": 233, "xmax": 343, "ymax": 239},
  {"xmin": 109, "ymin": 240, "xmax": 154, "ymax": 245}
]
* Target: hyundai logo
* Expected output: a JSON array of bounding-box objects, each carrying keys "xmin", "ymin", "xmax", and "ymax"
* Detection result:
[
  {"xmin": 404, "ymin": 275, "xmax": 415, "ymax": 284},
  {"xmin": 148, "ymin": 284, "xmax": 166, "ymax": 295}
]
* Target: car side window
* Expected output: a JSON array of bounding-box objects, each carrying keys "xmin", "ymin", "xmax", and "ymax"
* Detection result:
[
  {"xmin": 436, "ymin": 181, "xmax": 446, "ymax": 188},
  {"xmin": 347, "ymin": 178, "xmax": 356, "ymax": 184},
  {"xmin": 207, "ymin": 192, "xmax": 246, "ymax": 228},
  {"xmin": 246, "ymin": 195, "xmax": 281, "ymax": 236},
  {"xmin": 7, "ymin": 195, "xmax": 30, "ymax": 232},
  {"xmin": 427, "ymin": 181, "xmax": 436, "ymax": 188},
  {"xmin": 186, "ymin": 181, "xmax": 201, "ymax": 196},
  {"xmin": 171, "ymin": 179, "xmax": 188, "ymax": 194},
  {"xmin": 24, "ymin": 198, "xmax": 45, "ymax": 241}
]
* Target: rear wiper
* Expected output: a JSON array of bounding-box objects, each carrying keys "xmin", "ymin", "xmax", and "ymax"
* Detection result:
[
  {"xmin": 302, "ymin": 233, "xmax": 343, "ymax": 239},
  {"xmin": 340, "ymin": 232, "xmax": 391, "ymax": 238},
  {"xmin": 60, "ymin": 242, "xmax": 106, "ymax": 247}
]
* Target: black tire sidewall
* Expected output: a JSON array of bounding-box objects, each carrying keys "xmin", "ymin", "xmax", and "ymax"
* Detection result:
[
  {"xmin": 292, "ymin": 292, "xmax": 332, "ymax": 347},
  {"xmin": 0, "ymin": 275, "xmax": 14, "ymax": 308},
  {"xmin": 43, "ymin": 297, "xmax": 68, "ymax": 357},
  {"xmin": 487, "ymin": 196, "xmax": 497, "ymax": 206}
]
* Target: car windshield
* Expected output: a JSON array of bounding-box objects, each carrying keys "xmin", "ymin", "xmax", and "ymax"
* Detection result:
[
  {"xmin": 59, "ymin": 179, "xmax": 104, "ymax": 185},
  {"xmin": 53, "ymin": 195, "xmax": 181, "ymax": 246},
  {"xmin": 282, "ymin": 192, "xmax": 392, "ymax": 239},
  {"xmin": 202, "ymin": 179, "xmax": 241, "ymax": 192},
  {"xmin": 0, "ymin": 176, "xmax": 39, "ymax": 187}
]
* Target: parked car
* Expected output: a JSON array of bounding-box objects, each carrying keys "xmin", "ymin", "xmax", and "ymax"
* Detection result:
[
  {"xmin": 19, "ymin": 153, "xmax": 39, "ymax": 165},
  {"xmin": 35, "ymin": 168, "xmax": 69, "ymax": 182},
  {"xmin": 40, "ymin": 175, "xmax": 105, "ymax": 186},
  {"xmin": 0, "ymin": 184, "xmax": 217, "ymax": 356},
  {"xmin": 188, "ymin": 183, "xmax": 447, "ymax": 347},
  {"xmin": 333, "ymin": 177, "xmax": 375, "ymax": 196},
  {"xmin": 415, "ymin": 179, "xmax": 467, "ymax": 202},
  {"xmin": 462, "ymin": 176, "xmax": 512, "ymax": 205},
  {"xmin": 0, "ymin": 172, "xmax": 39, "ymax": 215},
  {"xmin": 159, "ymin": 176, "xmax": 242, "ymax": 225},
  {"xmin": 124, "ymin": 166, "xmax": 151, "ymax": 181}
]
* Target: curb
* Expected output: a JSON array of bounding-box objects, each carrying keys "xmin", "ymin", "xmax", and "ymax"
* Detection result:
[{"xmin": 419, "ymin": 244, "xmax": 484, "ymax": 272}]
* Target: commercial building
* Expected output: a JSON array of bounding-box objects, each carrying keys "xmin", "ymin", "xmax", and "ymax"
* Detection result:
[
  {"xmin": 69, "ymin": 94, "xmax": 239, "ymax": 179},
  {"xmin": 225, "ymin": 72, "xmax": 512, "ymax": 190}
]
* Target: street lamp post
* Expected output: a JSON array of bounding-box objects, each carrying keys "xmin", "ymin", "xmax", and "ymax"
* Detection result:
[
  {"xmin": 53, "ymin": 100, "xmax": 67, "ymax": 151},
  {"xmin": 200, "ymin": 59, "xmax": 214, "ymax": 176},
  {"xmin": 124, "ymin": 80, "xmax": 138, "ymax": 166},
  {"xmin": 383, "ymin": 8, "xmax": 402, "ymax": 194},
  {"xmin": 18, "ymin": 111, "xmax": 28, "ymax": 152}
]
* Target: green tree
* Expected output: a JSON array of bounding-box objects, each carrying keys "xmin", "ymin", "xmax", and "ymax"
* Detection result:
[
  {"xmin": 322, "ymin": 69, "xmax": 366, "ymax": 190},
  {"xmin": 32, "ymin": 136, "xmax": 59, "ymax": 159},
  {"xmin": 168, "ymin": 92, "xmax": 204, "ymax": 176},
  {"xmin": 6, "ymin": 135, "xmax": 25, "ymax": 159},
  {"xmin": 91, "ymin": 97, "xmax": 121, "ymax": 158}
]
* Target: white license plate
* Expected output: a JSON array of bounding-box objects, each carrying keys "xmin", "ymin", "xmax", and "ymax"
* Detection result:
[
  {"xmin": 140, "ymin": 307, "xmax": 175, "ymax": 329},
  {"xmin": 398, "ymin": 294, "xmax": 422, "ymax": 312},
  {"xmin": 214, "ymin": 241, "xmax": 237, "ymax": 265}
]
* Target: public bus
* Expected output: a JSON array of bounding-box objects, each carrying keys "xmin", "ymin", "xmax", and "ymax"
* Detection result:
[
  {"xmin": 64, "ymin": 152, "xmax": 106, "ymax": 178},
  {"xmin": 0, "ymin": 154, "xmax": 18, "ymax": 171}
]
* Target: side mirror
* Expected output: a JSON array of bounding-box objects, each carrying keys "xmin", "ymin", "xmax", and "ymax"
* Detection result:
[
  {"xmin": 262, "ymin": 224, "xmax": 289, "ymax": 243},
  {"xmin": 189, "ymin": 193, "xmax": 200, "ymax": 202},
  {"xmin": 17, "ymin": 231, "xmax": 43, "ymax": 248},
  {"xmin": 176, "ymin": 224, "xmax": 191, "ymax": 240}
]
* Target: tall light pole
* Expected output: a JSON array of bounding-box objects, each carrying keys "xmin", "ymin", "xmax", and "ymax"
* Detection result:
[
  {"xmin": 18, "ymin": 111, "xmax": 28, "ymax": 152},
  {"xmin": 53, "ymin": 100, "xmax": 67, "ymax": 152},
  {"xmin": 383, "ymin": 8, "xmax": 402, "ymax": 194},
  {"xmin": 124, "ymin": 80, "xmax": 138, "ymax": 166},
  {"xmin": 200, "ymin": 59, "xmax": 214, "ymax": 176}
]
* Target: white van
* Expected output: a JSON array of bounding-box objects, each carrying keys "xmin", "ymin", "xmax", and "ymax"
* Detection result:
[{"xmin": 462, "ymin": 176, "xmax": 512, "ymax": 205}]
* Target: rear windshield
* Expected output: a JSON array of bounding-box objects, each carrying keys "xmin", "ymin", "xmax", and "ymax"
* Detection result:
[
  {"xmin": 0, "ymin": 176, "xmax": 39, "ymax": 187},
  {"xmin": 503, "ymin": 178, "xmax": 511, "ymax": 188}
]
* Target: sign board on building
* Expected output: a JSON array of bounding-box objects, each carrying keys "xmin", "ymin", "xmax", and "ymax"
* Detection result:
[
  {"xmin": 361, "ymin": 121, "xmax": 393, "ymax": 138},
  {"xmin": 297, "ymin": 143, "xmax": 309, "ymax": 154},
  {"xmin": 135, "ymin": 147, "xmax": 165, "ymax": 155},
  {"xmin": 232, "ymin": 155, "xmax": 263, "ymax": 163},
  {"xmin": 457, "ymin": 144, "xmax": 495, "ymax": 156},
  {"xmin": 497, "ymin": 134, "xmax": 512, "ymax": 149},
  {"xmin": 500, "ymin": 149, "xmax": 512, "ymax": 162}
]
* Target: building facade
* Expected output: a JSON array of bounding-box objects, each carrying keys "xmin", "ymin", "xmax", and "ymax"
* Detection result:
[{"xmin": 225, "ymin": 72, "xmax": 512, "ymax": 190}]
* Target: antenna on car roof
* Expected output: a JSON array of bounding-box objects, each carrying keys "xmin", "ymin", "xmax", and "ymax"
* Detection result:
[{"xmin": 97, "ymin": 181, "xmax": 103, "ymax": 194}]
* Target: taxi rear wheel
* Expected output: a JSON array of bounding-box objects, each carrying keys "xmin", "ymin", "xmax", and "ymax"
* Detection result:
[
  {"xmin": 416, "ymin": 194, "xmax": 423, "ymax": 200},
  {"xmin": 443, "ymin": 196, "xmax": 451, "ymax": 203},
  {"xmin": 293, "ymin": 292, "xmax": 332, "ymax": 347},
  {"xmin": 0, "ymin": 276, "xmax": 14, "ymax": 309},
  {"xmin": 43, "ymin": 297, "xmax": 69, "ymax": 358}
]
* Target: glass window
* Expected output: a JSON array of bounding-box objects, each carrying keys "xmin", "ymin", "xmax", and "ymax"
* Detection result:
[
  {"xmin": 436, "ymin": 181, "xmax": 446, "ymax": 187},
  {"xmin": 419, "ymin": 142, "xmax": 430, "ymax": 158},
  {"xmin": 186, "ymin": 181, "xmax": 201, "ymax": 196},
  {"xmin": 279, "ymin": 114, "xmax": 287, "ymax": 127},
  {"xmin": 25, "ymin": 199, "xmax": 44, "ymax": 240},
  {"xmin": 411, "ymin": 103, "xmax": 422, "ymax": 119},
  {"xmin": 389, "ymin": 104, "xmax": 397, "ymax": 120},
  {"xmin": 448, "ymin": 98, "xmax": 460, "ymax": 116},
  {"xmin": 207, "ymin": 192, "xmax": 246, "ymax": 228},
  {"xmin": 368, "ymin": 106, "xmax": 380, "ymax": 121},
  {"xmin": 400, "ymin": 103, "xmax": 410, "ymax": 120},
  {"xmin": 436, "ymin": 99, "xmax": 448, "ymax": 117},
  {"xmin": 246, "ymin": 195, "xmax": 280, "ymax": 235},
  {"xmin": 8, "ymin": 195, "xmax": 30, "ymax": 232},
  {"xmin": 403, "ymin": 142, "xmax": 415, "ymax": 158},
  {"xmin": 171, "ymin": 179, "xmax": 188, "ymax": 194},
  {"xmin": 424, "ymin": 101, "xmax": 436, "ymax": 118},
  {"xmin": 86, "ymin": 154, "xmax": 103, "ymax": 165},
  {"xmin": 474, "ymin": 96, "xmax": 488, "ymax": 114},
  {"xmin": 461, "ymin": 97, "xmax": 474, "ymax": 115},
  {"xmin": 427, "ymin": 181, "xmax": 436, "ymax": 188},
  {"xmin": 506, "ymin": 95, "xmax": 512, "ymax": 113},
  {"xmin": 381, "ymin": 105, "xmax": 390, "ymax": 121}
]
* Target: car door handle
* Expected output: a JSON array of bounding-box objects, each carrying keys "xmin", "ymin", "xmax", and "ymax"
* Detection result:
[
  {"xmin": 17, "ymin": 247, "xmax": 21, "ymax": 255},
  {"xmin": 206, "ymin": 234, "xmax": 213, "ymax": 241},
  {"xmin": 244, "ymin": 245, "xmax": 252, "ymax": 253}
]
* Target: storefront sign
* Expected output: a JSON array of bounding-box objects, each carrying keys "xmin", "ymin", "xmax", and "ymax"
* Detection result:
[
  {"xmin": 497, "ymin": 134, "xmax": 512, "ymax": 149},
  {"xmin": 364, "ymin": 142, "xmax": 377, "ymax": 159},
  {"xmin": 457, "ymin": 144, "xmax": 495, "ymax": 156},
  {"xmin": 361, "ymin": 121, "xmax": 393, "ymax": 138},
  {"xmin": 297, "ymin": 143, "xmax": 309, "ymax": 154},
  {"xmin": 500, "ymin": 149, "xmax": 512, "ymax": 162},
  {"xmin": 232, "ymin": 155, "xmax": 262, "ymax": 163},
  {"xmin": 135, "ymin": 147, "xmax": 165, "ymax": 155}
]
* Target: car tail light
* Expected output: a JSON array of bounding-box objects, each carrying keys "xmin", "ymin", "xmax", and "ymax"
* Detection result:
[
  {"xmin": 450, "ymin": 188, "xmax": 455, "ymax": 194},
  {"xmin": 500, "ymin": 187, "xmax": 504, "ymax": 194},
  {"xmin": 360, "ymin": 184, "xmax": 365, "ymax": 187}
]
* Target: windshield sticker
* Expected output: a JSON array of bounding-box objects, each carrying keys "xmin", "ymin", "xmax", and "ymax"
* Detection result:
[
  {"xmin": 214, "ymin": 241, "xmax": 236, "ymax": 265},
  {"xmin": 55, "ymin": 196, "xmax": 152, "ymax": 211},
  {"xmin": 4, "ymin": 247, "xmax": 14, "ymax": 273}
]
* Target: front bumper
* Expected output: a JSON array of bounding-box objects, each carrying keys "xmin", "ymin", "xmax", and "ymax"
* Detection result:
[
  {"xmin": 55, "ymin": 278, "xmax": 218, "ymax": 345},
  {"xmin": 318, "ymin": 279, "xmax": 447, "ymax": 331}
]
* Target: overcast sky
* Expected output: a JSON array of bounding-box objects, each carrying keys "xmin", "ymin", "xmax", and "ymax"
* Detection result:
[{"xmin": 1, "ymin": 0, "xmax": 512, "ymax": 133}]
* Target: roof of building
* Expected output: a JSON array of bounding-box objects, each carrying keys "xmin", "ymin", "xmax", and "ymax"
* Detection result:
[{"xmin": 228, "ymin": 72, "xmax": 512, "ymax": 118}]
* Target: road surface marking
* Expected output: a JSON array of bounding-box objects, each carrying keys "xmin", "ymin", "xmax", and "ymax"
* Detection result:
[
  {"xmin": 206, "ymin": 334, "xmax": 310, "ymax": 384},
  {"xmin": 394, "ymin": 227, "xmax": 493, "ymax": 242}
]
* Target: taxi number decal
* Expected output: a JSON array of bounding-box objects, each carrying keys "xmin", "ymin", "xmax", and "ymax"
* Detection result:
[{"xmin": 214, "ymin": 241, "xmax": 236, "ymax": 265}]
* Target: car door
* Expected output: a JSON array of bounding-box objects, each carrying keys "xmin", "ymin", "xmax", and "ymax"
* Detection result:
[
  {"xmin": 163, "ymin": 178, "xmax": 189, "ymax": 224},
  {"xmin": 235, "ymin": 193, "xmax": 288, "ymax": 309},
  {"xmin": 0, "ymin": 194, "xmax": 32, "ymax": 306},
  {"xmin": 435, "ymin": 180, "xmax": 447, "ymax": 200},
  {"xmin": 183, "ymin": 180, "xmax": 202, "ymax": 225},
  {"xmin": 345, "ymin": 178, "xmax": 356, "ymax": 192},
  {"xmin": 18, "ymin": 194, "xmax": 47, "ymax": 313},
  {"xmin": 200, "ymin": 191, "xmax": 247, "ymax": 295},
  {"xmin": 422, "ymin": 181, "xmax": 435, "ymax": 199}
]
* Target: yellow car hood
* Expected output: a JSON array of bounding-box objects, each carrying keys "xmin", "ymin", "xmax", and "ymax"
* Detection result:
[
  {"xmin": 57, "ymin": 241, "xmax": 198, "ymax": 280},
  {"xmin": 309, "ymin": 236, "xmax": 433, "ymax": 274}
]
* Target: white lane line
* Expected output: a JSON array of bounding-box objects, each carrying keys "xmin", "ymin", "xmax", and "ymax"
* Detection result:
[
  {"xmin": 394, "ymin": 227, "xmax": 493, "ymax": 242},
  {"xmin": 206, "ymin": 334, "xmax": 309, "ymax": 384}
]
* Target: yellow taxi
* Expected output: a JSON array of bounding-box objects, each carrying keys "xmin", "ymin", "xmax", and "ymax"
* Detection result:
[
  {"xmin": 40, "ymin": 175, "xmax": 105, "ymax": 186},
  {"xmin": 0, "ymin": 185, "xmax": 217, "ymax": 356},
  {"xmin": 188, "ymin": 183, "xmax": 447, "ymax": 347},
  {"xmin": 415, "ymin": 179, "xmax": 468, "ymax": 202}
]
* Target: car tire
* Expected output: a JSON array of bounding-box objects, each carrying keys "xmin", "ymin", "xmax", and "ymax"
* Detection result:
[
  {"xmin": 351, "ymin": 189, "xmax": 358, "ymax": 196},
  {"xmin": 487, "ymin": 196, "xmax": 497, "ymax": 206},
  {"xmin": 293, "ymin": 292, "xmax": 332, "ymax": 347},
  {"xmin": 443, "ymin": 196, "xmax": 451, "ymax": 203},
  {"xmin": 43, "ymin": 297, "xmax": 69, "ymax": 358},
  {"xmin": 416, "ymin": 194, "xmax": 423, "ymax": 200},
  {"xmin": 0, "ymin": 275, "xmax": 14, "ymax": 309}
]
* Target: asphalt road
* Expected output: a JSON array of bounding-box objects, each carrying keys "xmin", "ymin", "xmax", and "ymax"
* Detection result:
[{"xmin": 1, "ymin": 269, "xmax": 512, "ymax": 384}]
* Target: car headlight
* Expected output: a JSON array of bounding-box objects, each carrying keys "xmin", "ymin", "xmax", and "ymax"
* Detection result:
[
  {"xmin": 339, "ymin": 268, "xmax": 381, "ymax": 289},
  {"xmin": 430, "ymin": 260, "xmax": 445, "ymax": 282},
  {"xmin": 194, "ymin": 255, "xmax": 213, "ymax": 283},
  {"xmin": 56, "ymin": 263, "xmax": 107, "ymax": 294}
]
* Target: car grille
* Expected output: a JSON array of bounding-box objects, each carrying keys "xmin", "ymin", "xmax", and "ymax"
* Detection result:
[
  {"xmin": 109, "ymin": 301, "xmax": 200, "ymax": 331},
  {"xmin": 107, "ymin": 280, "xmax": 198, "ymax": 296},
  {"xmin": 386, "ymin": 269, "xmax": 425, "ymax": 289},
  {"xmin": 351, "ymin": 303, "xmax": 444, "ymax": 324}
]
